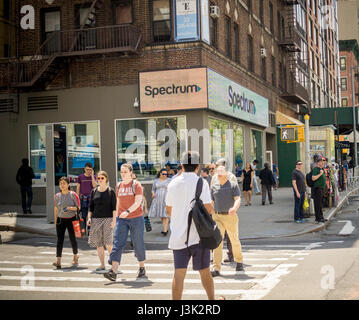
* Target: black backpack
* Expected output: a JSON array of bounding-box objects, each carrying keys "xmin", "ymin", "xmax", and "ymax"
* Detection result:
[
  {"xmin": 306, "ymin": 171, "xmax": 314, "ymax": 187},
  {"xmin": 186, "ymin": 178, "xmax": 222, "ymax": 250}
]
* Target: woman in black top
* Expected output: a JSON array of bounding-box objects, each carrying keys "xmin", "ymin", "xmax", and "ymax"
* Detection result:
[
  {"xmin": 240, "ymin": 162, "xmax": 254, "ymax": 206},
  {"xmin": 88, "ymin": 171, "xmax": 117, "ymax": 272}
]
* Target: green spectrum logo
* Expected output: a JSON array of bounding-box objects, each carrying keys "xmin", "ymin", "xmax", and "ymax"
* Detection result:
[{"xmin": 144, "ymin": 84, "xmax": 201, "ymax": 98}]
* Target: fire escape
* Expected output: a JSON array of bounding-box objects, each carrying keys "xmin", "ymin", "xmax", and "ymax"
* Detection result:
[
  {"xmin": 1, "ymin": 0, "xmax": 142, "ymax": 91},
  {"xmin": 279, "ymin": 0, "xmax": 310, "ymax": 111}
]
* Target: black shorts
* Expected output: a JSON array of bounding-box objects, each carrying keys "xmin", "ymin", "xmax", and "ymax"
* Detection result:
[{"xmin": 173, "ymin": 243, "xmax": 210, "ymax": 271}]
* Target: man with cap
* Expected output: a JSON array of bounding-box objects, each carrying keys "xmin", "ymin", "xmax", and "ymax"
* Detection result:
[{"xmin": 311, "ymin": 157, "xmax": 328, "ymax": 223}]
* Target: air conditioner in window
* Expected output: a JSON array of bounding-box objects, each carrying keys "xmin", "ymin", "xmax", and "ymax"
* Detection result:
[
  {"xmin": 210, "ymin": 6, "xmax": 220, "ymax": 19},
  {"xmin": 260, "ymin": 48, "xmax": 267, "ymax": 57}
]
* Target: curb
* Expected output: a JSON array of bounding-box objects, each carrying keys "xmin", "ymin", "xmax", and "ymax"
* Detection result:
[{"xmin": 1, "ymin": 188, "xmax": 358, "ymax": 242}]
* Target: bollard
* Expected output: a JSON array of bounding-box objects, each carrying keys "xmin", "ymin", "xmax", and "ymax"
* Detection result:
[{"xmin": 0, "ymin": 234, "xmax": 2, "ymax": 245}]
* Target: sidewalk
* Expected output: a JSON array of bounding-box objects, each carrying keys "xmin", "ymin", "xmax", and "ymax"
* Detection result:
[{"xmin": 0, "ymin": 187, "xmax": 358, "ymax": 243}]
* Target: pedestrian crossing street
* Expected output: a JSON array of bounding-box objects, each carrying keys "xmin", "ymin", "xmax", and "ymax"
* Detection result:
[{"xmin": 0, "ymin": 241, "xmax": 327, "ymax": 300}]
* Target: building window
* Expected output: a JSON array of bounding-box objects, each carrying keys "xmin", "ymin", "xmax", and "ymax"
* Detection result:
[
  {"xmin": 225, "ymin": 16, "xmax": 232, "ymax": 59},
  {"xmin": 277, "ymin": 11, "xmax": 281, "ymax": 40},
  {"xmin": 3, "ymin": 0, "xmax": 10, "ymax": 20},
  {"xmin": 233, "ymin": 23, "xmax": 239, "ymax": 63},
  {"xmin": 209, "ymin": 4, "xmax": 217, "ymax": 48},
  {"xmin": 311, "ymin": 50, "xmax": 315, "ymax": 71},
  {"xmin": 279, "ymin": 61, "xmax": 283, "ymax": 89},
  {"xmin": 271, "ymin": 56, "xmax": 276, "ymax": 86},
  {"xmin": 341, "ymin": 78, "xmax": 347, "ymax": 91},
  {"xmin": 312, "ymin": 81, "xmax": 316, "ymax": 102},
  {"xmin": 152, "ymin": 0, "xmax": 171, "ymax": 43},
  {"xmin": 317, "ymin": 84, "xmax": 321, "ymax": 106},
  {"xmin": 113, "ymin": 0, "xmax": 133, "ymax": 24},
  {"xmin": 259, "ymin": 0, "xmax": 264, "ymax": 25},
  {"xmin": 250, "ymin": 129, "xmax": 263, "ymax": 170},
  {"xmin": 116, "ymin": 116, "xmax": 186, "ymax": 181},
  {"xmin": 269, "ymin": 2, "xmax": 274, "ymax": 33},
  {"xmin": 209, "ymin": 118, "xmax": 230, "ymax": 163},
  {"xmin": 261, "ymin": 54, "xmax": 266, "ymax": 81},
  {"xmin": 342, "ymin": 98, "xmax": 348, "ymax": 107},
  {"xmin": 233, "ymin": 124, "xmax": 244, "ymax": 171},
  {"xmin": 248, "ymin": 35, "xmax": 254, "ymax": 72},
  {"xmin": 247, "ymin": 0, "xmax": 252, "ymax": 13},
  {"xmin": 340, "ymin": 57, "xmax": 346, "ymax": 70},
  {"xmin": 3, "ymin": 44, "xmax": 9, "ymax": 58},
  {"xmin": 29, "ymin": 121, "xmax": 101, "ymax": 186},
  {"xmin": 41, "ymin": 8, "xmax": 61, "ymax": 54}
]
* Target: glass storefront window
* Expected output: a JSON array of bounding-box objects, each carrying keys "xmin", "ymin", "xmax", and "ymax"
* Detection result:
[
  {"xmin": 208, "ymin": 118, "xmax": 230, "ymax": 164},
  {"xmin": 116, "ymin": 116, "xmax": 186, "ymax": 182},
  {"xmin": 66, "ymin": 122, "xmax": 101, "ymax": 182},
  {"xmin": 29, "ymin": 125, "xmax": 47, "ymax": 185},
  {"xmin": 233, "ymin": 124, "xmax": 244, "ymax": 177},
  {"xmin": 250, "ymin": 129, "xmax": 263, "ymax": 171},
  {"xmin": 29, "ymin": 121, "xmax": 100, "ymax": 186}
]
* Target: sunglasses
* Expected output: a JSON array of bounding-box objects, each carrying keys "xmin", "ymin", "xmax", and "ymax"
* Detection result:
[
  {"xmin": 161, "ymin": 173, "xmax": 168, "ymax": 176},
  {"xmin": 209, "ymin": 168, "xmax": 215, "ymax": 171},
  {"xmin": 98, "ymin": 177, "xmax": 106, "ymax": 180},
  {"xmin": 297, "ymin": 163, "xmax": 303, "ymax": 165}
]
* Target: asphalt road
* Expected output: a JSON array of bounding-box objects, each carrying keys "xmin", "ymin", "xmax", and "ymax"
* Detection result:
[{"xmin": 0, "ymin": 198, "xmax": 358, "ymax": 300}]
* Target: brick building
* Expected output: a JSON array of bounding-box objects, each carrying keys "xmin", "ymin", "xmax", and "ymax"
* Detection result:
[
  {"xmin": 339, "ymin": 39, "xmax": 359, "ymax": 107},
  {"xmin": 0, "ymin": 0, "xmax": 311, "ymax": 208}
]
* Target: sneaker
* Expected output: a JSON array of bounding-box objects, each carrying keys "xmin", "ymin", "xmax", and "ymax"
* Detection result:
[
  {"xmin": 224, "ymin": 256, "xmax": 234, "ymax": 263},
  {"xmin": 137, "ymin": 267, "xmax": 146, "ymax": 279},
  {"xmin": 301, "ymin": 218, "xmax": 309, "ymax": 223},
  {"xmin": 27, "ymin": 209, "xmax": 32, "ymax": 214},
  {"xmin": 130, "ymin": 241, "xmax": 133, "ymax": 249},
  {"xmin": 211, "ymin": 270, "xmax": 220, "ymax": 277},
  {"xmin": 96, "ymin": 266, "xmax": 105, "ymax": 272},
  {"xmin": 262, "ymin": 202, "xmax": 265, "ymax": 205},
  {"xmin": 236, "ymin": 263, "xmax": 244, "ymax": 271},
  {"xmin": 319, "ymin": 218, "xmax": 328, "ymax": 223},
  {"xmin": 104, "ymin": 269, "xmax": 117, "ymax": 281},
  {"xmin": 295, "ymin": 219, "xmax": 303, "ymax": 223}
]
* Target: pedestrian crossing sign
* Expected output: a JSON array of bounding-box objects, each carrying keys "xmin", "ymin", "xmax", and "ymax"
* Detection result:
[{"xmin": 280, "ymin": 125, "xmax": 305, "ymax": 143}]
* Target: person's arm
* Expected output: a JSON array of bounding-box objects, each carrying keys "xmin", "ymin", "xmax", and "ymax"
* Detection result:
[
  {"xmin": 76, "ymin": 180, "xmax": 81, "ymax": 196},
  {"xmin": 229, "ymin": 196, "xmax": 241, "ymax": 215},
  {"xmin": 250, "ymin": 171, "xmax": 254, "ymax": 187},
  {"xmin": 312, "ymin": 169, "xmax": 324, "ymax": 181},
  {"xmin": 91, "ymin": 169, "xmax": 97, "ymax": 188},
  {"xmin": 239, "ymin": 172, "xmax": 244, "ymax": 182},
  {"xmin": 292, "ymin": 180, "xmax": 300, "ymax": 198},
  {"xmin": 152, "ymin": 180, "xmax": 156, "ymax": 198},
  {"xmin": 166, "ymin": 205, "xmax": 172, "ymax": 218},
  {"xmin": 204, "ymin": 202, "xmax": 215, "ymax": 215}
]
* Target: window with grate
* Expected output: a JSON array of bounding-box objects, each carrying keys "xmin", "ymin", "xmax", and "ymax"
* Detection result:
[
  {"xmin": 152, "ymin": 0, "xmax": 171, "ymax": 43},
  {"xmin": 225, "ymin": 16, "xmax": 232, "ymax": 59},
  {"xmin": 271, "ymin": 56, "xmax": 276, "ymax": 87},
  {"xmin": 233, "ymin": 23, "xmax": 239, "ymax": 63},
  {"xmin": 261, "ymin": 55, "xmax": 266, "ymax": 81},
  {"xmin": 248, "ymin": 35, "xmax": 254, "ymax": 72}
]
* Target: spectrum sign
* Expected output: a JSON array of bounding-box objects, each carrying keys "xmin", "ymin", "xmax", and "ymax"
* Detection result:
[
  {"xmin": 207, "ymin": 69, "xmax": 269, "ymax": 127},
  {"xmin": 139, "ymin": 68, "xmax": 208, "ymax": 113}
]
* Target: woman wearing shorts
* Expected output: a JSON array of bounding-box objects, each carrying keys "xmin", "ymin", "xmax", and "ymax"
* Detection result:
[{"xmin": 87, "ymin": 171, "xmax": 116, "ymax": 272}]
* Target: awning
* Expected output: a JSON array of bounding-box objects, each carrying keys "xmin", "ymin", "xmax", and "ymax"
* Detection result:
[{"xmin": 276, "ymin": 111, "xmax": 304, "ymax": 126}]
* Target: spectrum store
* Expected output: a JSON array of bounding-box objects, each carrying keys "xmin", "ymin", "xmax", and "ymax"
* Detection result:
[{"xmin": 1, "ymin": 67, "xmax": 274, "ymax": 209}]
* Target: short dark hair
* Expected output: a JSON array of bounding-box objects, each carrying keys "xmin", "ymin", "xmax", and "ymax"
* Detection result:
[
  {"xmin": 181, "ymin": 151, "xmax": 200, "ymax": 172},
  {"xmin": 316, "ymin": 158, "xmax": 323, "ymax": 163},
  {"xmin": 201, "ymin": 167, "xmax": 209, "ymax": 175},
  {"xmin": 84, "ymin": 162, "xmax": 93, "ymax": 168},
  {"xmin": 253, "ymin": 159, "xmax": 258, "ymax": 164},
  {"xmin": 21, "ymin": 158, "xmax": 29, "ymax": 166},
  {"xmin": 59, "ymin": 176, "xmax": 71, "ymax": 191}
]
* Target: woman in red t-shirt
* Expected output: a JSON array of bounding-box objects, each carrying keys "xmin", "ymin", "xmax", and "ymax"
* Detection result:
[{"xmin": 103, "ymin": 163, "xmax": 147, "ymax": 282}]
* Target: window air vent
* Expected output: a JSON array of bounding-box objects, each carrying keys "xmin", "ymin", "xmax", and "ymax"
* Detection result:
[
  {"xmin": 28, "ymin": 96, "xmax": 58, "ymax": 111},
  {"xmin": 0, "ymin": 97, "xmax": 17, "ymax": 113}
]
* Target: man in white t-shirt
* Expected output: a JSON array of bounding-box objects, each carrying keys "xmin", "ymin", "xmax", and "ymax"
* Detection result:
[{"xmin": 165, "ymin": 151, "xmax": 215, "ymax": 300}]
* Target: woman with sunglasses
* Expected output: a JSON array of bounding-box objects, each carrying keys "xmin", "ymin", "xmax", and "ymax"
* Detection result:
[
  {"xmin": 148, "ymin": 168, "xmax": 171, "ymax": 236},
  {"xmin": 87, "ymin": 171, "xmax": 116, "ymax": 271},
  {"xmin": 53, "ymin": 177, "xmax": 80, "ymax": 269}
]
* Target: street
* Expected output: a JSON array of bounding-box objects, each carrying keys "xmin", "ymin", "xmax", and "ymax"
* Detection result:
[{"xmin": 0, "ymin": 198, "xmax": 359, "ymax": 300}]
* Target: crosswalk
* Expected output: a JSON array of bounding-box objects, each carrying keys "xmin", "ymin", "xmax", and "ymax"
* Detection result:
[{"xmin": 0, "ymin": 241, "xmax": 326, "ymax": 300}]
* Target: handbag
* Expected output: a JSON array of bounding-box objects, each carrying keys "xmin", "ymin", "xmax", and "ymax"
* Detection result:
[
  {"xmin": 303, "ymin": 196, "xmax": 309, "ymax": 211},
  {"xmin": 72, "ymin": 210, "xmax": 86, "ymax": 239}
]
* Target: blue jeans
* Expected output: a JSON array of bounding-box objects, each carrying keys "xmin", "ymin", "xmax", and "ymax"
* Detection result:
[
  {"xmin": 109, "ymin": 216, "xmax": 146, "ymax": 264},
  {"xmin": 20, "ymin": 186, "xmax": 33, "ymax": 211},
  {"xmin": 80, "ymin": 195, "xmax": 90, "ymax": 230},
  {"xmin": 294, "ymin": 191, "xmax": 305, "ymax": 221}
]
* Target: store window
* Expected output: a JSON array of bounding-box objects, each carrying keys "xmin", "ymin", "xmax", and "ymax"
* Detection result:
[
  {"xmin": 29, "ymin": 125, "xmax": 47, "ymax": 185},
  {"xmin": 29, "ymin": 121, "xmax": 100, "ymax": 186},
  {"xmin": 233, "ymin": 124, "xmax": 244, "ymax": 176},
  {"xmin": 116, "ymin": 116, "xmax": 186, "ymax": 182},
  {"xmin": 152, "ymin": 0, "xmax": 171, "ymax": 43},
  {"xmin": 250, "ymin": 129, "xmax": 263, "ymax": 170},
  {"xmin": 208, "ymin": 118, "xmax": 230, "ymax": 164}
]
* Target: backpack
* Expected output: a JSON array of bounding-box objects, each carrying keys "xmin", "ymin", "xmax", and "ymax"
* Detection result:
[
  {"xmin": 186, "ymin": 178, "xmax": 222, "ymax": 250},
  {"xmin": 306, "ymin": 171, "xmax": 314, "ymax": 187}
]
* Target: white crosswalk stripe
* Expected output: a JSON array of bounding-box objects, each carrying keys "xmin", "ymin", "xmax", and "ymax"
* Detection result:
[{"xmin": 0, "ymin": 242, "xmax": 324, "ymax": 299}]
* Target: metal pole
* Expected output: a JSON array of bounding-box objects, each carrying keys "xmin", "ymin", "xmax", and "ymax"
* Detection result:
[
  {"xmin": 304, "ymin": 114, "xmax": 310, "ymax": 174},
  {"xmin": 352, "ymin": 66, "xmax": 357, "ymax": 167}
]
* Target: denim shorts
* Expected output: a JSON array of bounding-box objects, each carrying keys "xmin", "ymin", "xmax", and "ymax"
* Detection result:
[{"xmin": 173, "ymin": 243, "xmax": 210, "ymax": 271}]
